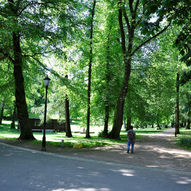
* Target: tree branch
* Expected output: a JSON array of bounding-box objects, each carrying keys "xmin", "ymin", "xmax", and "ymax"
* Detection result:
[
  {"xmin": 0, "ymin": 49, "xmax": 14, "ymax": 64},
  {"xmin": 118, "ymin": 0, "xmax": 126, "ymax": 54},
  {"xmin": 31, "ymin": 57, "xmax": 86, "ymax": 99},
  {"xmin": 122, "ymin": 6, "xmax": 130, "ymax": 31},
  {"xmin": 0, "ymin": 55, "xmax": 8, "ymax": 61},
  {"xmin": 134, "ymin": 0, "xmax": 140, "ymax": 13},
  {"xmin": 129, "ymin": 0, "xmax": 134, "ymax": 15},
  {"xmin": 131, "ymin": 22, "xmax": 171, "ymax": 56},
  {"xmin": 23, "ymin": 50, "xmax": 53, "ymax": 58}
]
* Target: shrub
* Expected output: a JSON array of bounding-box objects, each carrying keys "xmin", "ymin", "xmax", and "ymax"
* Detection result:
[
  {"xmin": 98, "ymin": 130, "xmax": 108, "ymax": 138},
  {"xmin": 178, "ymin": 137, "xmax": 191, "ymax": 148}
]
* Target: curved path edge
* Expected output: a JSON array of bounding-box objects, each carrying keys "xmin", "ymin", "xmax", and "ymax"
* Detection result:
[{"xmin": 1, "ymin": 141, "xmax": 191, "ymax": 176}]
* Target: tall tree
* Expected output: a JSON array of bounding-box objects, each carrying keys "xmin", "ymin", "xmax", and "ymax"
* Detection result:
[
  {"xmin": 109, "ymin": 0, "xmax": 170, "ymax": 139},
  {"xmin": 0, "ymin": 99, "xmax": 5, "ymax": 124},
  {"xmin": 86, "ymin": 0, "xmax": 97, "ymax": 138},
  {"xmin": 174, "ymin": 0, "xmax": 191, "ymax": 84},
  {"xmin": 11, "ymin": 100, "xmax": 17, "ymax": 129},
  {"xmin": 0, "ymin": 0, "xmax": 76, "ymax": 139},
  {"xmin": 6, "ymin": 0, "xmax": 34, "ymax": 139},
  {"xmin": 65, "ymin": 76, "xmax": 72, "ymax": 137},
  {"xmin": 103, "ymin": 39, "xmax": 111, "ymax": 137},
  {"xmin": 89, "ymin": 0, "xmax": 122, "ymax": 135},
  {"xmin": 185, "ymin": 93, "xmax": 191, "ymax": 130},
  {"xmin": 175, "ymin": 72, "xmax": 180, "ymax": 135}
]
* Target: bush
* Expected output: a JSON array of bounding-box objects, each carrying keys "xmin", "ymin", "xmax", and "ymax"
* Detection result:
[
  {"xmin": 98, "ymin": 130, "xmax": 108, "ymax": 138},
  {"xmin": 178, "ymin": 137, "xmax": 191, "ymax": 148}
]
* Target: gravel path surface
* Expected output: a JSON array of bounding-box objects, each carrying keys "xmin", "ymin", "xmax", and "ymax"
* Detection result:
[{"xmin": 57, "ymin": 128, "xmax": 191, "ymax": 173}]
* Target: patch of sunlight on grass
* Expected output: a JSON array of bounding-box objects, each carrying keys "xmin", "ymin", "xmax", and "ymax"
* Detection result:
[
  {"xmin": 0, "ymin": 120, "xmax": 168, "ymax": 149},
  {"xmin": 0, "ymin": 134, "xmax": 19, "ymax": 139},
  {"xmin": 121, "ymin": 128, "xmax": 166, "ymax": 135}
]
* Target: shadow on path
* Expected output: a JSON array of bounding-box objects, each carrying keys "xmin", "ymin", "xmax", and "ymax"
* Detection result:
[
  {"xmin": 58, "ymin": 128, "xmax": 191, "ymax": 173},
  {"xmin": 0, "ymin": 128, "xmax": 191, "ymax": 173}
]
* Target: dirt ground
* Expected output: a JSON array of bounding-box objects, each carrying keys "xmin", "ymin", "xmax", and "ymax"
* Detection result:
[{"xmin": 1, "ymin": 128, "xmax": 191, "ymax": 173}]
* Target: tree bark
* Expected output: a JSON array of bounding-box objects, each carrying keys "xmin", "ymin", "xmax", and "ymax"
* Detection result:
[
  {"xmin": 108, "ymin": 58, "xmax": 131, "ymax": 139},
  {"xmin": 0, "ymin": 100, "xmax": 5, "ymax": 124},
  {"xmin": 186, "ymin": 93, "xmax": 191, "ymax": 130},
  {"xmin": 65, "ymin": 75, "xmax": 72, "ymax": 137},
  {"xmin": 186, "ymin": 118, "xmax": 190, "ymax": 129},
  {"xmin": 11, "ymin": 101, "xmax": 16, "ymax": 129},
  {"xmin": 86, "ymin": 0, "xmax": 97, "ymax": 138},
  {"xmin": 126, "ymin": 117, "xmax": 131, "ymax": 131},
  {"xmin": 175, "ymin": 72, "xmax": 180, "ymax": 135},
  {"xmin": 12, "ymin": 32, "xmax": 34, "ymax": 140},
  {"xmin": 126, "ymin": 91, "xmax": 132, "ymax": 131},
  {"xmin": 103, "ymin": 31, "xmax": 112, "ymax": 137},
  {"xmin": 103, "ymin": 103, "xmax": 110, "ymax": 137},
  {"xmin": 65, "ymin": 94, "xmax": 72, "ymax": 137}
]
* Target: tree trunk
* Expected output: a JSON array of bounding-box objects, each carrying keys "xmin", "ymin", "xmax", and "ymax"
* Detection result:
[
  {"xmin": 186, "ymin": 93, "xmax": 191, "ymax": 130},
  {"xmin": 86, "ymin": 0, "xmax": 97, "ymax": 138},
  {"xmin": 11, "ymin": 101, "xmax": 16, "ymax": 129},
  {"xmin": 103, "ymin": 103, "xmax": 109, "ymax": 137},
  {"xmin": 0, "ymin": 100, "xmax": 5, "ymax": 124},
  {"xmin": 123, "ymin": 119, "xmax": 127, "ymax": 130},
  {"xmin": 108, "ymin": 60, "xmax": 131, "ymax": 139},
  {"xmin": 86, "ymin": 56, "xmax": 92, "ymax": 138},
  {"xmin": 103, "ymin": 31, "xmax": 112, "ymax": 137},
  {"xmin": 175, "ymin": 72, "xmax": 180, "ymax": 135},
  {"xmin": 108, "ymin": 0, "xmax": 169, "ymax": 139},
  {"xmin": 126, "ymin": 117, "xmax": 131, "ymax": 131},
  {"xmin": 65, "ymin": 75, "xmax": 72, "ymax": 137},
  {"xmin": 108, "ymin": 3, "xmax": 132, "ymax": 139},
  {"xmin": 65, "ymin": 95, "xmax": 72, "ymax": 137},
  {"xmin": 171, "ymin": 121, "xmax": 175, "ymax": 128},
  {"xmin": 186, "ymin": 118, "xmax": 190, "ymax": 129},
  {"xmin": 12, "ymin": 31, "xmax": 34, "ymax": 140},
  {"xmin": 126, "ymin": 91, "xmax": 132, "ymax": 131}
]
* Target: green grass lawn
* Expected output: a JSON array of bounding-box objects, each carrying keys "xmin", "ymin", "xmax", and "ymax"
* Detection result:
[
  {"xmin": 0, "ymin": 120, "xmax": 167, "ymax": 149},
  {"xmin": 177, "ymin": 128, "xmax": 191, "ymax": 150}
]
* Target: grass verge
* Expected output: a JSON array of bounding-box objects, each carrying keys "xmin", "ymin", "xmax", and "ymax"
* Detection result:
[
  {"xmin": 176, "ymin": 128, "xmax": 191, "ymax": 150},
  {"xmin": 0, "ymin": 121, "xmax": 165, "ymax": 149}
]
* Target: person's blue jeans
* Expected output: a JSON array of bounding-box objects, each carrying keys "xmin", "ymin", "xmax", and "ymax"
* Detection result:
[{"xmin": 127, "ymin": 140, "xmax": 135, "ymax": 153}]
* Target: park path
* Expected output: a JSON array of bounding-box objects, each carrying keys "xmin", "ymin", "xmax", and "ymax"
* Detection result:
[
  {"xmin": 48, "ymin": 128, "xmax": 191, "ymax": 173},
  {"xmin": 1, "ymin": 139, "xmax": 191, "ymax": 191},
  {"xmin": 0, "ymin": 128, "xmax": 191, "ymax": 174}
]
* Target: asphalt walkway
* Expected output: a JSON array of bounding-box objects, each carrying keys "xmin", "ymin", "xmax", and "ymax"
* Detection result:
[{"xmin": 0, "ymin": 140, "xmax": 191, "ymax": 191}]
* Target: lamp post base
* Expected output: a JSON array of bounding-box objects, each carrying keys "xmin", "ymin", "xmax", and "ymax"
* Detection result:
[{"xmin": 41, "ymin": 135, "xmax": 46, "ymax": 152}]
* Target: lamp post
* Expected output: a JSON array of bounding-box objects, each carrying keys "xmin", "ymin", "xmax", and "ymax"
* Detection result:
[{"xmin": 41, "ymin": 75, "xmax": 51, "ymax": 151}]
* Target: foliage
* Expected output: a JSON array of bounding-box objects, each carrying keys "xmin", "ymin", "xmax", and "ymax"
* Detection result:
[
  {"xmin": 0, "ymin": 0, "xmax": 190, "ymax": 139},
  {"xmin": 178, "ymin": 138, "xmax": 191, "ymax": 149},
  {"xmin": 177, "ymin": 129, "xmax": 191, "ymax": 150},
  {"xmin": 0, "ymin": 120, "xmax": 168, "ymax": 149}
]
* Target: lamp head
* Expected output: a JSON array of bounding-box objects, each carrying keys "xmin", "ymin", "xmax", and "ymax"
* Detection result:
[{"xmin": 44, "ymin": 75, "xmax": 51, "ymax": 87}]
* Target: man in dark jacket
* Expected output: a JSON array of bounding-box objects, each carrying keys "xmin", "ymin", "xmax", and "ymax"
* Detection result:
[{"xmin": 127, "ymin": 126, "xmax": 136, "ymax": 153}]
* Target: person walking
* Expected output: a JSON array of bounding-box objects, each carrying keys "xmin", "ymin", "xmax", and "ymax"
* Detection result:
[{"xmin": 127, "ymin": 125, "xmax": 136, "ymax": 153}]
